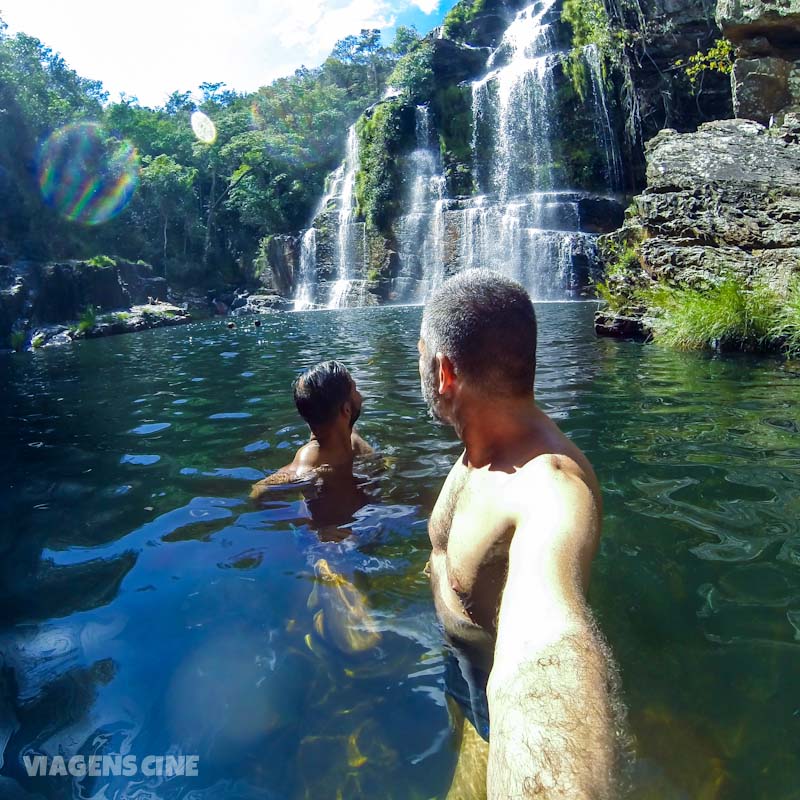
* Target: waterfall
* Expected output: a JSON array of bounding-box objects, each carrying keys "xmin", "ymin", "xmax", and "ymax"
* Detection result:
[
  {"xmin": 293, "ymin": 228, "xmax": 316, "ymax": 311},
  {"xmin": 584, "ymin": 43, "xmax": 624, "ymax": 191},
  {"xmin": 458, "ymin": 0, "xmax": 583, "ymax": 297},
  {"xmin": 395, "ymin": 106, "xmax": 447, "ymax": 300},
  {"xmin": 328, "ymin": 125, "xmax": 365, "ymax": 309},
  {"xmin": 472, "ymin": 0, "xmax": 557, "ymax": 199},
  {"xmin": 294, "ymin": 0, "xmax": 625, "ymax": 307}
]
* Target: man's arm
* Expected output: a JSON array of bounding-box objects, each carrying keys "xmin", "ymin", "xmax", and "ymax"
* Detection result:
[
  {"xmin": 486, "ymin": 460, "xmax": 623, "ymax": 799},
  {"xmin": 350, "ymin": 429, "xmax": 375, "ymax": 457},
  {"xmin": 249, "ymin": 446, "xmax": 316, "ymax": 499}
]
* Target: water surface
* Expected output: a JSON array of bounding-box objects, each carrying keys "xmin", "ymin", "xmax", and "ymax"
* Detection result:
[{"xmin": 1, "ymin": 304, "xmax": 799, "ymax": 799}]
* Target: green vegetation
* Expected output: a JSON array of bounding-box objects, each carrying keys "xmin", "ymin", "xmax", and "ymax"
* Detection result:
[
  {"xmin": 0, "ymin": 17, "xmax": 418, "ymax": 286},
  {"xmin": 387, "ymin": 41, "xmax": 434, "ymax": 102},
  {"xmin": 643, "ymin": 278, "xmax": 779, "ymax": 352},
  {"xmin": 561, "ymin": 0, "xmax": 627, "ymax": 97},
  {"xmin": 9, "ymin": 330, "xmax": 25, "ymax": 352},
  {"xmin": 598, "ymin": 258, "xmax": 800, "ymax": 355},
  {"xmin": 433, "ymin": 85, "xmax": 474, "ymax": 196},
  {"xmin": 442, "ymin": 0, "xmax": 488, "ymax": 41},
  {"xmin": 87, "ymin": 255, "xmax": 116, "ymax": 268},
  {"xmin": 355, "ymin": 100, "xmax": 414, "ymax": 232},
  {"xmin": 676, "ymin": 38, "xmax": 734, "ymax": 85},
  {"xmin": 76, "ymin": 305, "xmax": 97, "ymax": 333},
  {"xmin": 772, "ymin": 278, "xmax": 800, "ymax": 356}
]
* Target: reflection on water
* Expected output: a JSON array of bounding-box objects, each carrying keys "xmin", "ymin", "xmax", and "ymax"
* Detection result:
[{"xmin": 0, "ymin": 304, "xmax": 798, "ymax": 798}]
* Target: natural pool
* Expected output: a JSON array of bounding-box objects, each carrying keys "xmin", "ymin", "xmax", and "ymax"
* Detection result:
[{"xmin": 1, "ymin": 302, "xmax": 799, "ymax": 799}]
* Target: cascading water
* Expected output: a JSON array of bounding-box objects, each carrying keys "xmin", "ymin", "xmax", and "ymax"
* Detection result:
[
  {"xmin": 293, "ymin": 228, "xmax": 316, "ymax": 311},
  {"xmin": 298, "ymin": 0, "xmax": 625, "ymax": 307},
  {"xmin": 456, "ymin": 0, "xmax": 596, "ymax": 298},
  {"xmin": 328, "ymin": 126, "xmax": 365, "ymax": 309},
  {"xmin": 584, "ymin": 43, "xmax": 624, "ymax": 191},
  {"xmin": 395, "ymin": 106, "xmax": 447, "ymax": 301}
]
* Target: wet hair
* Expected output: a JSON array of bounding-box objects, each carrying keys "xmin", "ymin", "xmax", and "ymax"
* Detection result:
[
  {"xmin": 293, "ymin": 360, "xmax": 353, "ymax": 428},
  {"xmin": 421, "ymin": 269, "xmax": 537, "ymax": 396}
]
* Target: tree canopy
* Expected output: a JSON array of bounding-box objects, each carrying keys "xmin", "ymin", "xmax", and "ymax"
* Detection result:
[{"xmin": 0, "ymin": 17, "xmax": 420, "ymax": 286}]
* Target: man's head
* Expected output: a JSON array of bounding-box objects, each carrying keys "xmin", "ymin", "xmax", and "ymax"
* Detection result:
[
  {"xmin": 293, "ymin": 360, "xmax": 362, "ymax": 433},
  {"xmin": 419, "ymin": 269, "xmax": 537, "ymax": 423}
]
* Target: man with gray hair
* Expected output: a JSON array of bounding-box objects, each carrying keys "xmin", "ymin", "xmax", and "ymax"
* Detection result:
[{"xmin": 419, "ymin": 269, "xmax": 625, "ymax": 799}]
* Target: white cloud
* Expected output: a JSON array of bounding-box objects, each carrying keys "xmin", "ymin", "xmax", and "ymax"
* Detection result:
[
  {"xmin": 0, "ymin": 0, "xmax": 426, "ymax": 108},
  {"xmin": 410, "ymin": 0, "xmax": 440, "ymax": 14}
]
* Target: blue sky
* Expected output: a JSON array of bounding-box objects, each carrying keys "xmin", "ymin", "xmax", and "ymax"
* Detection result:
[{"xmin": 0, "ymin": 0, "xmax": 455, "ymax": 108}]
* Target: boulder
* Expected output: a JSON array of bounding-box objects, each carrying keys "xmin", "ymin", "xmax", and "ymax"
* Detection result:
[
  {"xmin": 717, "ymin": 0, "xmax": 800, "ymax": 57},
  {"xmin": 596, "ymin": 115, "xmax": 800, "ymax": 335},
  {"xmin": 431, "ymin": 39, "xmax": 491, "ymax": 85},
  {"xmin": 231, "ymin": 294, "xmax": 294, "ymax": 315},
  {"xmin": 732, "ymin": 57, "xmax": 793, "ymax": 123},
  {"xmin": 116, "ymin": 260, "xmax": 168, "ymax": 304}
]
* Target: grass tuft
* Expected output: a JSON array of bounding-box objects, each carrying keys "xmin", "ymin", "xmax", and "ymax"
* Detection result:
[{"xmin": 642, "ymin": 278, "xmax": 781, "ymax": 352}]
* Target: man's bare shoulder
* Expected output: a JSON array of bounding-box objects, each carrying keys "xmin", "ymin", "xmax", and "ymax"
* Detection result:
[{"xmin": 509, "ymin": 453, "xmax": 602, "ymax": 564}]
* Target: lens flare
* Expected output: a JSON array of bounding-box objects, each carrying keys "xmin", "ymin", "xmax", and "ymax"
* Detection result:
[
  {"xmin": 191, "ymin": 111, "xmax": 217, "ymax": 144},
  {"xmin": 37, "ymin": 122, "xmax": 140, "ymax": 226}
]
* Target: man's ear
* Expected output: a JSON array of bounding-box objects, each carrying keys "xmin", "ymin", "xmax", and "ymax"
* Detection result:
[{"xmin": 436, "ymin": 353, "xmax": 456, "ymax": 395}]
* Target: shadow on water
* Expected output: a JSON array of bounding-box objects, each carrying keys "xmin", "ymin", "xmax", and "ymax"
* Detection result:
[{"xmin": 0, "ymin": 303, "xmax": 798, "ymax": 798}]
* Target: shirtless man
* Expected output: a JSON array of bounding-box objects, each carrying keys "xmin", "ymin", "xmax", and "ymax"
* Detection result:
[
  {"xmin": 250, "ymin": 360, "xmax": 373, "ymax": 499},
  {"xmin": 419, "ymin": 270, "xmax": 625, "ymax": 799}
]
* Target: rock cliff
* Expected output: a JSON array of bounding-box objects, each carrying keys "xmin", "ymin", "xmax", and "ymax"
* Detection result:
[{"xmin": 595, "ymin": 0, "xmax": 800, "ymax": 345}]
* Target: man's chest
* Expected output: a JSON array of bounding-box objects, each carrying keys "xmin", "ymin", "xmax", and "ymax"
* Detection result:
[{"xmin": 429, "ymin": 466, "xmax": 515, "ymax": 603}]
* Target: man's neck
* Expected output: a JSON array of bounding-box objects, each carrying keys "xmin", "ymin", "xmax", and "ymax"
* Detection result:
[
  {"xmin": 456, "ymin": 394, "xmax": 542, "ymax": 469},
  {"xmin": 310, "ymin": 424, "xmax": 354, "ymax": 463}
]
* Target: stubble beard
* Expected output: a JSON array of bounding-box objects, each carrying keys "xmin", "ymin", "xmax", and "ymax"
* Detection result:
[{"xmin": 421, "ymin": 360, "xmax": 446, "ymax": 424}]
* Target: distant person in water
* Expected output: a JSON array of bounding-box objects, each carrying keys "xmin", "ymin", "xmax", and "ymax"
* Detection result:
[
  {"xmin": 419, "ymin": 269, "xmax": 626, "ymax": 799},
  {"xmin": 250, "ymin": 360, "xmax": 374, "ymax": 499}
]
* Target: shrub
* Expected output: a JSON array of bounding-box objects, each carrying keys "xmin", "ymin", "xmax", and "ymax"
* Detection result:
[
  {"xmin": 87, "ymin": 255, "xmax": 116, "ymax": 268},
  {"xmin": 642, "ymin": 277, "xmax": 781, "ymax": 352},
  {"xmin": 77, "ymin": 304, "xmax": 98, "ymax": 333},
  {"xmin": 770, "ymin": 277, "xmax": 800, "ymax": 357},
  {"xmin": 676, "ymin": 39, "xmax": 734, "ymax": 85},
  {"xmin": 387, "ymin": 41, "xmax": 434, "ymax": 102}
]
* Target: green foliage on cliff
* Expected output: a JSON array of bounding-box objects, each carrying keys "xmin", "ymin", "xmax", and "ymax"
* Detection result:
[
  {"xmin": 560, "ymin": 0, "xmax": 631, "ymax": 98},
  {"xmin": 442, "ymin": 0, "xmax": 488, "ymax": 41},
  {"xmin": 433, "ymin": 85, "xmax": 474, "ymax": 196},
  {"xmin": 387, "ymin": 41, "xmax": 434, "ymax": 102},
  {"xmin": 87, "ymin": 255, "xmax": 116, "ymax": 268},
  {"xmin": 676, "ymin": 39, "xmax": 734, "ymax": 85},
  {"xmin": 355, "ymin": 100, "xmax": 414, "ymax": 232}
]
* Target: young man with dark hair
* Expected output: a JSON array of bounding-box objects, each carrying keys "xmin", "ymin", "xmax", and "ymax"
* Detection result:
[
  {"xmin": 250, "ymin": 360, "xmax": 373, "ymax": 498},
  {"xmin": 419, "ymin": 269, "xmax": 626, "ymax": 799}
]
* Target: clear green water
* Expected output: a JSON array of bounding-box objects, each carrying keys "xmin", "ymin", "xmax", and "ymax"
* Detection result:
[{"xmin": 1, "ymin": 303, "xmax": 799, "ymax": 799}]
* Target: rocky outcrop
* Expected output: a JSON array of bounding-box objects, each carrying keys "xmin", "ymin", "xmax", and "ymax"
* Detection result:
[
  {"xmin": 716, "ymin": 0, "xmax": 800, "ymax": 122},
  {"xmin": 29, "ymin": 303, "xmax": 192, "ymax": 350},
  {"xmin": 247, "ymin": 235, "xmax": 299, "ymax": 296},
  {"xmin": 595, "ymin": 115, "xmax": 800, "ymax": 337},
  {"xmin": 231, "ymin": 293, "xmax": 295, "ymax": 314},
  {"xmin": 1, "ymin": 259, "xmax": 179, "ymax": 349},
  {"xmin": 611, "ymin": 0, "xmax": 734, "ymax": 163}
]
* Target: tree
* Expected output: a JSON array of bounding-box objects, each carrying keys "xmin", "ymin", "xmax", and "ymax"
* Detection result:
[{"xmin": 139, "ymin": 154, "xmax": 197, "ymax": 273}]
